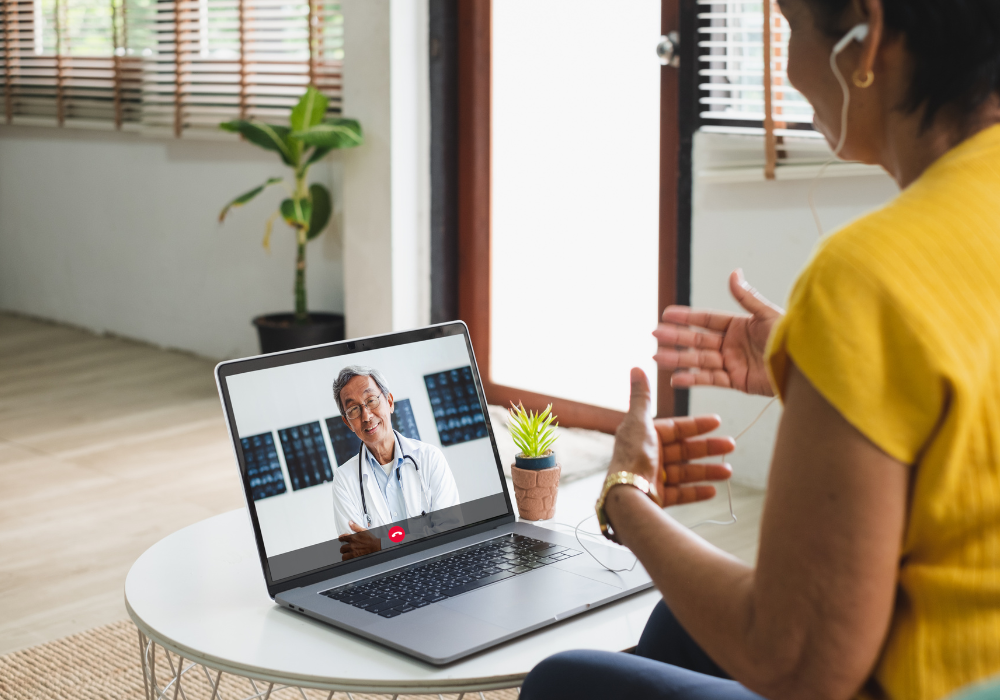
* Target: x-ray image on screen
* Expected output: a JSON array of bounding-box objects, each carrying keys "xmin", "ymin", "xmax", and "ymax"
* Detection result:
[
  {"xmin": 241, "ymin": 432, "xmax": 287, "ymax": 501},
  {"xmin": 325, "ymin": 397, "xmax": 422, "ymax": 466},
  {"xmin": 391, "ymin": 398, "xmax": 421, "ymax": 440},
  {"xmin": 424, "ymin": 366, "xmax": 488, "ymax": 446},
  {"xmin": 325, "ymin": 417, "xmax": 362, "ymax": 466},
  {"xmin": 278, "ymin": 421, "xmax": 333, "ymax": 491}
]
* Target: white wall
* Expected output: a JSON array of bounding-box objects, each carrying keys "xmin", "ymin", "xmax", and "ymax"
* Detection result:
[
  {"xmin": 227, "ymin": 333, "xmax": 504, "ymax": 556},
  {"xmin": 0, "ymin": 0, "xmax": 433, "ymax": 358},
  {"xmin": 341, "ymin": 0, "xmax": 430, "ymax": 339},
  {"xmin": 689, "ymin": 131, "xmax": 900, "ymax": 488},
  {"xmin": 0, "ymin": 127, "xmax": 345, "ymax": 359}
]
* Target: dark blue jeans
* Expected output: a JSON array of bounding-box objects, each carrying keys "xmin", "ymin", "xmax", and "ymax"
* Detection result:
[{"xmin": 519, "ymin": 601, "xmax": 766, "ymax": 700}]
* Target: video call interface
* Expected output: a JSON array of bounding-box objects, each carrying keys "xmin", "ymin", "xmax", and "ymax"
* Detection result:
[{"xmin": 224, "ymin": 333, "xmax": 509, "ymax": 582}]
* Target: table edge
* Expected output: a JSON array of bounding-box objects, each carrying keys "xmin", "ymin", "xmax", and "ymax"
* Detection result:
[{"xmin": 125, "ymin": 596, "xmax": 527, "ymax": 693}]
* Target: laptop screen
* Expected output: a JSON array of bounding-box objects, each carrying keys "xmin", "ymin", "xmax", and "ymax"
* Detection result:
[{"xmin": 217, "ymin": 324, "xmax": 511, "ymax": 585}]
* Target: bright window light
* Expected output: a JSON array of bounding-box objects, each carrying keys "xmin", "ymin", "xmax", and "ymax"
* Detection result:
[{"xmin": 491, "ymin": 0, "xmax": 662, "ymax": 412}]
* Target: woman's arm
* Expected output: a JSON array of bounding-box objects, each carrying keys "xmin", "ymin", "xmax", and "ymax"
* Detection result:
[{"xmin": 604, "ymin": 364, "xmax": 908, "ymax": 700}]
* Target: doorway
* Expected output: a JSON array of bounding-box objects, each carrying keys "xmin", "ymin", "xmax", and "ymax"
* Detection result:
[{"xmin": 433, "ymin": 0, "xmax": 694, "ymax": 432}]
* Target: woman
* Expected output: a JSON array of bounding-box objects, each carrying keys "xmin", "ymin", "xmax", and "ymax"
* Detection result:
[{"xmin": 520, "ymin": 0, "xmax": 1000, "ymax": 698}]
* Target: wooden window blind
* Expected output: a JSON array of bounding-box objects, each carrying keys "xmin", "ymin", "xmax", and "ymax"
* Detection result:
[
  {"xmin": 0, "ymin": 0, "xmax": 342, "ymax": 133},
  {"xmin": 0, "ymin": 0, "xmax": 143, "ymax": 127},
  {"xmin": 696, "ymin": 0, "xmax": 815, "ymax": 137}
]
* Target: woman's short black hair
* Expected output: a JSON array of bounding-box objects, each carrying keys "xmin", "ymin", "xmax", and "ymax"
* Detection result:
[{"xmin": 804, "ymin": 0, "xmax": 1000, "ymax": 127}]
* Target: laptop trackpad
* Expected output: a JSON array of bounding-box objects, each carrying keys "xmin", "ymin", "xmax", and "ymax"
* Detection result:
[{"xmin": 439, "ymin": 567, "xmax": 621, "ymax": 631}]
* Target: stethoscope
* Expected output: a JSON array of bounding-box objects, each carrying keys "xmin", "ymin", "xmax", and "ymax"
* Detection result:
[{"xmin": 357, "ymin": 429, "xmax": 431, "ymax": 527}]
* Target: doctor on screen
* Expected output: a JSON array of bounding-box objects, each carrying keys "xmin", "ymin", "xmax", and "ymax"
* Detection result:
[{"xmin": 331, "ymin": 365, "xmax": 461, "ymax": 560}]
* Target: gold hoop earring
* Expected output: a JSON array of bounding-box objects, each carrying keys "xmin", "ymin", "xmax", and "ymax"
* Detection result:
[{"xmin": 853, "ymin": 69, "xmax": 874, "ymax": 88}]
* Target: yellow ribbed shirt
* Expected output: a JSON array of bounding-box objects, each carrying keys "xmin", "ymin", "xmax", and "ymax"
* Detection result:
[{"xmin": 766, "ymin": 124, "xmax": 1000, "ymax": 700}]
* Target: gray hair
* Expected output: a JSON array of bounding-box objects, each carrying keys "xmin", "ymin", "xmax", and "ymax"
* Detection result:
[{"xmin": 333, "ymin": 365, "xmax": 391, "ymax": 416}]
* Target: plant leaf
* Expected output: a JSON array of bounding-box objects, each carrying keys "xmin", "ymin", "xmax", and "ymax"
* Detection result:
[
  {"xmin": 291, "ymin": 118, "xmax": 364, "ymax": 150},
  {"xmin": 306, "ymin": 183, "xmax": 332, "ymax": 240},
  {"xmin": 219, "ymin": 177, "xmax": 282, "ymax": 223},
  {"xmin": 304, "ymin": 145, "xmax": 334, "ymax": 167},
  {"xmin": 290, "ymin": 86, "xmax": 329, "ymax": 133},
  {"xmin": 220, "ymin": 120, "xmax": 296, "ymax": 167},
  {"xmin": 280, "ymin": 197, "xmax": 313, "ymax": 230},
  {"xmin": 262, "ymin": 210, "xmax": 281, "ymax": 251},
  {"xmin": 507, "ymin": 401, "xmax": 558, "ymax": 457}
]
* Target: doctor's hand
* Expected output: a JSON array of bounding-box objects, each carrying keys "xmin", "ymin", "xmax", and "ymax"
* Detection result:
[
  {"xmin": 607, "ymin": 369, "xmax": 734, "ymax": 508},
  {"xmin": 654, "ymin": 269, "xmax": 783, "ymax": 396},
  {"xmin": 338, "ymin": 521, "xmax": 382, "ymax": 561}
]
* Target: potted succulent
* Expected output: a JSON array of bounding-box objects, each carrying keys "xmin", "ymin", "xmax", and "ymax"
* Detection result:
[
  {"xmin": 507, "ymin": 402, "xmax": 560, "ymax": 521},
  {"xmin": 218, "ymin": 86, "xmax": 364, "ymax": 354}
]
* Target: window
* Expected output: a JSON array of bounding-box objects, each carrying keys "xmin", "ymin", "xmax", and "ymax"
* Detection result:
[
  {"xmin": 697, "ymin": 0, "xmax": 815, "ymax": 137},
  {"xmin": 0, "ymin": 0, "xmax": 343, "ymax": 133},
  {"xmin": 490, "ymin": 0, "xmax": 662, "ymax": 414}
]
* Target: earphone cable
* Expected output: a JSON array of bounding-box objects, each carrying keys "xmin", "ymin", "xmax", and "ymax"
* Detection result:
[
  {"xmin": 830, "ymin": 43, "xmax": 853, "ymax": 157},
  {"xmin": 810, "ymin": 30, "xmax": 857, "ymax": 237}
]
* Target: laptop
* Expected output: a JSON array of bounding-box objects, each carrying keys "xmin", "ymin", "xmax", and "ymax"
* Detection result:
[{"xmin": 214, "ymin": 321, "xmax": 652, "ymax": 665}]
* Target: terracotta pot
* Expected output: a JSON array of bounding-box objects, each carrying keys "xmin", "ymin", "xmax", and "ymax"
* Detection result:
[{"xmin": 511, "ymin": 462, "xmax": 561, "ymax": 521}]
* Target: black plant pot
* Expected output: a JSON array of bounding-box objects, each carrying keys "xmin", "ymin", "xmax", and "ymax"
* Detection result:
[
  {"xmin": 514, "ymin": 451, "xmax": 558, "ymax": 471},
  {"xmin": 252, "ymin": 312, "xmax": 346, "ymax": 354}
]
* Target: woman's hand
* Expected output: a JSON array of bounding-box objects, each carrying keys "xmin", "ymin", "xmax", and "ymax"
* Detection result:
[
  {"xmin": 658, "ymin": 413, "xmax": 735, "ymax": 506},
  {"xmin": 607, "ymin": 368, "xmax": 734, "ymax": 508},
  {"xmin": 654, "ymin": 269, "xmax": 784, "ymax": 396}
]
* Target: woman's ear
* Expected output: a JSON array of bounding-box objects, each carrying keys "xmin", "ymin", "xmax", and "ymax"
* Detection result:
[{"xmin": 857, "ymin": 0, "xmax": 884, "ymax": 77}]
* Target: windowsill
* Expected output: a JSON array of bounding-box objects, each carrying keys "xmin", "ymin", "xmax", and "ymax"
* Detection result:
[
  {"xmin": 0, "ymin": 117, "xmax": 242, "ymax": 143},
  {"xmin": 698, "ymin": 160, "xmax": 886, "ymax": 184},
  {"xmin": 694, "ymin": 129, "xmax": 888, "ymax": 184}
]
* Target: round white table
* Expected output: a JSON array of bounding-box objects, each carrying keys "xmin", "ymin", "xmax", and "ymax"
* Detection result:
[{"xmin": 125, "ymin": 508, "xmax": 660, "ymax": 699}]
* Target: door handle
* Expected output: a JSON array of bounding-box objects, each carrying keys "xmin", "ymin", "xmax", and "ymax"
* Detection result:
[{"xmin": 657, "ymin": 31, "xmax": 680, "ymax": 68}]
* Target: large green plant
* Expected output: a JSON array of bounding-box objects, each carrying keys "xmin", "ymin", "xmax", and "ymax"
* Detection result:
[{"xmin": 218, "ymin": 86, "xmax": 363, "ymax": 322}]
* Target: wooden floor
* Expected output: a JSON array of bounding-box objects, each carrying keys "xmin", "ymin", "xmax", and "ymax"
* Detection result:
[
  {"xmin": 0, "ymin": 313, "xmax": 244, "ymax": 655},
  {"xmin": 0, "ymin": 312, "xmax": 764, "ymax": 656}
]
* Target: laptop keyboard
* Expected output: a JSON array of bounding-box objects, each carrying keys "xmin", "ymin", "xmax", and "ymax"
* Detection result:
[{"xmin": 320, "ymin": 533, "xmax": 581, "ymax": 618}]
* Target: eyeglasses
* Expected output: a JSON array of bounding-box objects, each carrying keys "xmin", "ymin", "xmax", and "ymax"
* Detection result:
[{"xmin": 344, "ymin": 392, "xmax": 383, "ymax": 421}]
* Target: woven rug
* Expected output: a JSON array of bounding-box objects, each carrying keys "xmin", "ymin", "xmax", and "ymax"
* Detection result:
[{"xmin": 0, "ymin": 620, "xmax": 519, "ymax": 700}]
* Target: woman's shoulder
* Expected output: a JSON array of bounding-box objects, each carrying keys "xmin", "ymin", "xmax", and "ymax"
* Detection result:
[
  {"xmin": 819, "ymin": 125, "xmax": 1000, "ymax": 269},
  {"xmin": 786, "ymin": 212, "xmax": 903, "ymax": 318},
  {"xmin": 768, "ymin": 205, "xmax": 957, "ymax": 464},
  {"xmin": 801, "ymin": 172, "xmax": 1000, "ymax": 325}
]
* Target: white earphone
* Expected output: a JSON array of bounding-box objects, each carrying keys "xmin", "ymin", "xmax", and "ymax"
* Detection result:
[
  {"xmin": 833, "ymin": 22, "xmax": 869, "ymax": 56},
  {"xmin": 829, "ymin": 22, "xmax": 870, "ymax": 155}
]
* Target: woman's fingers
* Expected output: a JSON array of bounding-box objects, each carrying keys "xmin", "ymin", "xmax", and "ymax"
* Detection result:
[
  {"xmin": 663, "ymin": 436, "xmax": 736, "ymax": 463},
  {"xmin": 653, "ymin": 346, "xmax": 725, "ymax": 371},
  {"xmin": 653, "ymin": 323, "xmax": 724, "ymax": 351},
  {"xmin": 662, "ymin": 462, "xmax": 733, "ymax": 485},
  {"xmin": 669, "ymin": 369, "xmax": 733, "ymax": 389},
  {"xmin": 729, "ymin": 269, "xmax": 785, "ymax": 317},
  {"xmin": 654, "ymin": 414, "xmax": 722, "ymax": 443},
  {"xmin": 662, "ymin": 306, "xmax": 736, "ymax": 333},
  {"xmin": 661, "ymin": 484, "xmax": 718, "ymax": 506}
]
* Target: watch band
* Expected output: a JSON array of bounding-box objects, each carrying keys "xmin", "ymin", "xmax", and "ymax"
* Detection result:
[{"xmin": 595, "ymin": 471, "xmax": 656, "ymax": 543}]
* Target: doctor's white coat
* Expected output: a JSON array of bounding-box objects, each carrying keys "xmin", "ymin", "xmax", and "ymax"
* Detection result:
[{"xmin": 331, "ymin": 432, "xmax": 460, "ymax": 537}]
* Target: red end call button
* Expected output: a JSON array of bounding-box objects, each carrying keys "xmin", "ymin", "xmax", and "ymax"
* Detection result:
[{"xmin": 388, "ymin": 526, "xmax": 405, "ymax": 543}]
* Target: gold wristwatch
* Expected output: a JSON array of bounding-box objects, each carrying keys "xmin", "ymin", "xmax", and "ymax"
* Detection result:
[{"xmin": 595, "ymin": 471, "xmax": 657, "ymax": 543}]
